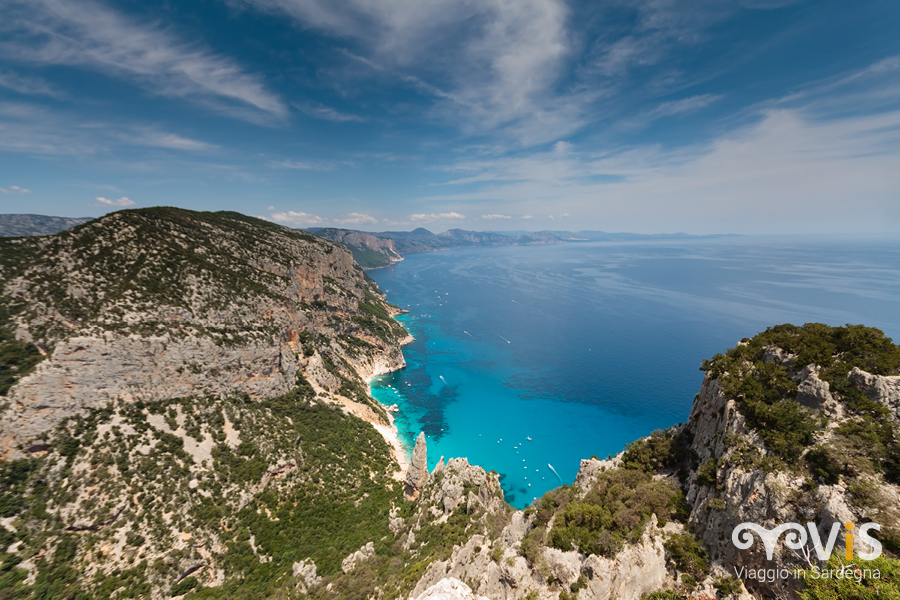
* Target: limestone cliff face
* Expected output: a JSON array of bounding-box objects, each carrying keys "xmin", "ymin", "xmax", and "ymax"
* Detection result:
[
  {"xmin": 406, "ymin": 432, "xmax": 428, "ymax": 500},
  {"xmin": 680, "ymin": 333, "xmax": 900, "ymax": 599},
  {"xmin": 0, "ymin": 208, "xmax": 409, "ymax": 458},
  {"xmin": 314, "ymin": 228, "xmax": 403, "ymax": 266}
]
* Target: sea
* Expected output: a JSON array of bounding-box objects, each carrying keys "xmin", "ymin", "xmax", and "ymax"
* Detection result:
[{"xmin": 367, "ymin": 235, "xmax": 900, "ymax": 508}]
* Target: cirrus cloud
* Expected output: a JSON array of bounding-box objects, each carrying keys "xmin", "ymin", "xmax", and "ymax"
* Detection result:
[{"xmin": 1, "ymin": 0, "xmax": 285, "ymax": 120}]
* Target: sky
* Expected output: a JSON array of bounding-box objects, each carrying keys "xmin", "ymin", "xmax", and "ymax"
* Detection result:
[{"xmin": 0, "ymin": 0, "xmax": 898, "ymax": 234}]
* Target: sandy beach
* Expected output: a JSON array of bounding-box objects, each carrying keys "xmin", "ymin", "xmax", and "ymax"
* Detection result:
[{"xmin": 373, "ymin": 413, "xmax": 410, "ymax": 481}]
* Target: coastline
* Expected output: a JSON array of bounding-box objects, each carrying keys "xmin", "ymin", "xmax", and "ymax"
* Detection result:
[
  {"xmin": 363, "ymin": 328, "xmax": 415, "ymax": 481},
  {"xmin": 372, "ymin": 411, "xmax": 410, "ymax": 481}
]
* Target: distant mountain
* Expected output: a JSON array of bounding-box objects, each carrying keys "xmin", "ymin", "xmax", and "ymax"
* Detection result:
[
  {"xmin": 0, "ymin": 214, "xmax": 92, "ymax": 237},
  {"xmin": 311, "ymin": 226, "xmax": 737, "ymax": 268}
]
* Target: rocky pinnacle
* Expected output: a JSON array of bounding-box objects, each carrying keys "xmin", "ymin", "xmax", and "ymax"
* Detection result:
[{"xmin": 405, "ymin": 432, "xmax": 428, "ymax": 500}]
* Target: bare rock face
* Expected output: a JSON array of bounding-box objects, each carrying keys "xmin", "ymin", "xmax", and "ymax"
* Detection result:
[
  {"xmin": 406, "ymin": 432, "xmax": 428, "ymax": 500},
  {"xmin": 411, "ymin": 577, "xmax": 490, "ymax": 600},
  {"xmin": 795, "ymin": 365, "xmax": 835, "ymax": 410},
  {"xmin": 341, "ymin": 542, "xmax": 375, "ymax": 574},
  {"xmin": 849, "ymin": 367, "xmax": 900, "ymax": 417},
  {"xmin": 291, "ymin": 559, "xmax": 320, "ymax": 594},
  {"xmin": 682, "ymin": 364, "xmax": 899, "ymax": 599}
]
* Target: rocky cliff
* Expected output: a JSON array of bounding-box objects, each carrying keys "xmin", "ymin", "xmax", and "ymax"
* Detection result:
[
  {"xmin": 0, "ymin": 207, "xmax": 410, "ymax": 457},
  {"xmin": 680, "ymin": 324, "xmax": 900, "ymax": 598}
]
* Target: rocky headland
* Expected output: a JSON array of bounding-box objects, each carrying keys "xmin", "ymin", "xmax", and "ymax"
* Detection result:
[{"xmin": 0, "ymin": 209, "xmax": 897, "ymax": 600}]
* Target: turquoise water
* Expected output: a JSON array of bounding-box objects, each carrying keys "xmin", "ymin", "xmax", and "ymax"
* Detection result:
[{"xmin": 368, "ymin": 236, "xmax": 900, "ymax": 508}]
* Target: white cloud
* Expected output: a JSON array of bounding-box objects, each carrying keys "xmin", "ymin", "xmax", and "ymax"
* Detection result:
[
  {"xmin": 0, "ymin": 185, "xmax": 31, "ymax": 194},
  {"xmin": 238, "ymin": 0, "xmax": 573, "ymax": 142},
  {"xmin": 648, "ymin": 94, "xmax": 723, "ymax": 118},
  {"xmin": 0, "ymin": 70, "xmax": 60, "ymax": 97},
  {"xmin": 481, "ymin": 213, "xmax": 512, "ymax": 219},
  {"xmin": 294, "ymin": 102, "xmax": 365, "ymax": 123},
  {"xmin": 334, "ymin": 212, "xmax": 378, "ymax": 225},
  {"xmin": 123, "ymin": 129, "xmax": 216, "ymax": 152},
  {"xmin": 422, "ymin": 102, "xmax": 900, "ymax": 233},
  {"xmin": 270, "ymin": 211, "xmax": 326, "ymax": 227},
  {"xmin": 521, "ymin": 215, "xmax": 534, "ymax": 219},
  {"xmin": 95, "ymin": 196, "xmax": 135, "ymax": 207},
  {"xmin": 0, "ymin": 102, "xmax": 219, "ymax": 156},
  {"xmin": 409, "ymin": 212, "xmax": 466, "ymax": 223},
  {"xmin": 381, "ymin": 218, "xmax": 410, "ymax": 226},
  {"xmin": 0, "ymin": 0, "xmax": 285, "ymax": 120},
  {"xmin": 270, "ymin": 159, "xmax": 335, "ymax": 171}
]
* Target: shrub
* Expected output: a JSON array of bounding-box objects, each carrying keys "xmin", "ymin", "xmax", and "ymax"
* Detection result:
[
  {"xmin": 171, "ymin": 576, "xmax": 200, "ymax": 596},
  {"xmin": 641, "ymin": 591, "xmax": 687, "ymax": 600},
  {"xmin": 713, "ymin": 575, "xmax": 743, "ymax": 596},
  {"xmin": 664, "ymin": 533, "xmax": 708, "ymax": 583},
  {"xmin": 799, "ymin": 555, "xmax": 900, "ymax": 599},
  {"xmin": 546, "ymin": 468, "xmax": 679, "ymax": 557},
  {"xmin": 695, "ymin": 458, "xmax": 718, "ymax": 488}
]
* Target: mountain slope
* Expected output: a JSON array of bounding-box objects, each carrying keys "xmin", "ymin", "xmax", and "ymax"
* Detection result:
[{"xmin": 0, "ymin": 207, "xmax": 409, "ymax": 457}]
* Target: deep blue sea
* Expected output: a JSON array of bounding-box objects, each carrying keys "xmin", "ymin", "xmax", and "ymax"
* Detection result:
[{"xmin": 368, "ymin": 236, "xmax": 900, "ymax": 508}]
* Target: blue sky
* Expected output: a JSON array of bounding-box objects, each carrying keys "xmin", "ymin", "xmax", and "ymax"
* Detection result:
[{"xmin": 0, "ymin": 0, "xmax": 898, "ymax": 234}]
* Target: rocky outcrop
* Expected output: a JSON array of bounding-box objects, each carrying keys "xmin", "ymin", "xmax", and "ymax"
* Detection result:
[
  {"xmin": 410, "ymin": 577, "xmax": 490, "ymax": 600},
  {"xmin": 400, "ymin": 452, "xmax": 700, "ymax": 600},
  {"xmin": 683, "ymin": 364, "xmax": 898, "ymax": 598},
  {"xmin": 292, "ymin": 558, "xmax": 320, "ymax": 594},
  {"xmin": 849, "ymin": 367, "xmax": 900, "ymax": 416},
  {"xmin": 341, "ymin": 542, "xmax": 375, "ymax": 574},
  {"xmin": 411, "ymin": 517, "xmax": 681, "ymax": 600},
  {"xmin": 406, "ymin": 432, "xmax": 428, "ymax": 500}
]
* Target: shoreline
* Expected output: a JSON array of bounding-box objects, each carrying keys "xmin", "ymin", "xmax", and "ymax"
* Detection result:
[
  {"xmin": 366, "ymin": 374, "xmax": 411, "ymax": 481},
  {"xmin": 358, "ymin": 304, "xmax": 416, "ymax": 480},
  {"xmin": 372, "ymin": 410, "xmax": 410, "ymax": 481}
]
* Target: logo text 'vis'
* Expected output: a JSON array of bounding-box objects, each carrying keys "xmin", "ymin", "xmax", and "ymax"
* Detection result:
[{"xmin": 732, "ymin": 522, "xmax": 881, "ymax": 561}]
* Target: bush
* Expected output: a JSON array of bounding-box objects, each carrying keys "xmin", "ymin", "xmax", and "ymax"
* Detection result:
[
  {"xmin": 695, "ymin": 458, "xmax": 718, "ymax": 488},
  {"xmin": 546, "ymin": 468, "xmax": 679, "ymax": 557},
  {"xmin": 171, "ymin": 576, "xmax": 200, "ymax": 596},
  {"xmin": 713, "ymin": 575, "xmax": 743, "ymax": 596},
  {"xmin": 799, "ymin": 555, "xmax": 900, "ymax": 599},
  {"xmin": 641, "ymin": 592, "xmax": 687, "ymax": 600},
  {"xmin": 663, "ymin": 533, "xmax": 708, "ymax": 583}
]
